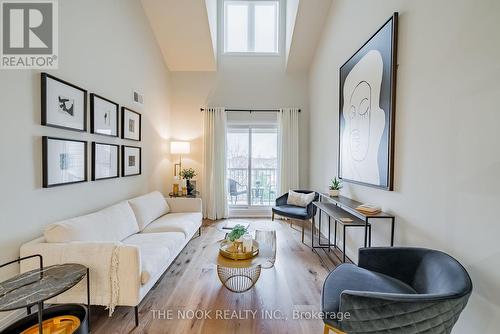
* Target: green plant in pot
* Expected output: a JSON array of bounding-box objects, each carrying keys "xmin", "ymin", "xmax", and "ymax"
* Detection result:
[
  {"xmin": 180, "ymin": 168, "xmax": 197, "ymax": 195},
  {"xmin": 227, "ymin": 224, "xmax": 248, "ymax": 242},
  {"xmin": 329, "ymin": 177, "xmax": 343, "ymax": 197}
]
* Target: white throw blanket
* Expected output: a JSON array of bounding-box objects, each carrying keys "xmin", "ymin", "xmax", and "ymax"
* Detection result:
[{"xmin": 44, "ymin": 242, "xmax": 123, "ymax": 316}]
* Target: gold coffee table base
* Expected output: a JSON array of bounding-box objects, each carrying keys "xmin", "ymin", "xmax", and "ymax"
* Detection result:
[{"xmin": 216, "ymin": 265, "xmax": 262, "ymax": 293}]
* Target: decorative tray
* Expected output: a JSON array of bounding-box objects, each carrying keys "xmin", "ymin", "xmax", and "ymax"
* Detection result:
[{"xmin": 219, "ymin": 240, "xmax": 259, "ymax": 260}]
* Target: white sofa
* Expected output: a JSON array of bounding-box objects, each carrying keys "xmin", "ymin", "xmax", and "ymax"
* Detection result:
[{"xmin": 20, "ymin": 191, "xmax": 202, "ymax": 320}]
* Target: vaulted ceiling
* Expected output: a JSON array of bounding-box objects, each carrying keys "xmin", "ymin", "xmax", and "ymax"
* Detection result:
[{"xmin": 141, "ymin": 0, "xmax": 332, "ymax": 72}]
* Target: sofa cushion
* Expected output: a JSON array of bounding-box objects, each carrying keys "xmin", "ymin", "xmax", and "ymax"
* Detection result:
[
  {"xmin": 322, "ymin": 264, "xmax": 417, "ymax": 314},
  {"xmin": 287, "ymin": 190, "xmax": 315, "ymax": 207},
  {"xmin": 128, "ymin": 191, "xmax": 170, "ymax": 230},
  {"xmin": 142, "ymin": 212, "xmax": 202, "ymax": 238},
  {"xmin": 44, "ymin": 201, "xmax": 139, "ymax": 243},
  {"xmin": 272, "ymin": 205, "xmax": 308, "ymax": 220},
  {"xmin": 122, "ymin": 232, "xmax": 185, "ymax": 285}
]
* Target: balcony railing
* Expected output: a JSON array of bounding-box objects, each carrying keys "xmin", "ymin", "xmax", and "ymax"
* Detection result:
[{"xmin": 227, "ymin": 167, "xmax": 278, "ymax": 206}]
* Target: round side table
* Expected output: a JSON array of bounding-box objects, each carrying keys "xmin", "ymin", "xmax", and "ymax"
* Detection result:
[{"xmin": 0, "ymin": 255, "xmax": 89, "ymax": 334}]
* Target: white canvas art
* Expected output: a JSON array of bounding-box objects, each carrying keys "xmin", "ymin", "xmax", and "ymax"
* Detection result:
[
  {"xmin": 123, "ymin": 146, "xmax": 141, "ymax": 176},
  {"xmin": 340, "ymin": 50, "xmax": 385, "ymax": 185},
  {"xmin": 338, "ymin": 14, "xmax": 397, "ymax": 190},
  {"xmin": 45, "ymin": 77, "xmax": 85, "ymax": 130},
  {"xmin": 94, "ymin": 144, "xmax": 118, "ymax": 179},
  {"xmin": 45, "ymin": 138, "xmax": 86, "ymax": 186},
  {"xmin": 93, "ymin": 96, "xmax": 118, "ymax": 136}
]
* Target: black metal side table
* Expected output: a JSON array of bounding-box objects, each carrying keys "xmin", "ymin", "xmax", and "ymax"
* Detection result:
[{"xmin": 0, "ymin": 255, "xmax": 90, "ymax": 334}]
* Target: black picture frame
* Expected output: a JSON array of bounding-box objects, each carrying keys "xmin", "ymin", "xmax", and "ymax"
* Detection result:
[
  {"xmin": 41, "ymin": 73, "xmax": 87, "ymax": 132},
  {"xmin": 91, "ymin": 142, "xmax": 120, "ymax": 181},
  {"xmin": 90, "ymin": 94, "xmax": 119, "ymax": 137},
  {"xmin": 42, "ymin": 136, "xmax": 88, "ymax": 188},
  {"xmin": 121, "ymin": 145, "xmax": 142, "ymax": 177},
  {"xmin": 121, "ymin": 107, "xmax": 142, "ymax": 141},
  {"xmin": 338, "ymin": 13, "xmax": 398, "ymax": 191}
]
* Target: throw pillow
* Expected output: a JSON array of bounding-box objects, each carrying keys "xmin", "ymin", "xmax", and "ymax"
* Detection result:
[{"xmin": 287, "ymin": 190, "xmax": 315, "ymax": 207}]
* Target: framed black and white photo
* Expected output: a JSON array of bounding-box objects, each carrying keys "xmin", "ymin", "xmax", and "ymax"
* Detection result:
[
  {"xmin": 122, "ymin": 145, "xmax": 141, "ymax": 177},
  {"xmin": 90, "ymin": 94, "xmax": 119, "ymax": 137},
  {"xmin": 338, "ymin": 13, "xmax": 398, "ymax": 190},
  {"xmin": 121, "ymin": 107, "xmax": 141, "ymax": 141},
  {"xmin": 41, "ymin": 73, "xmax": 87, "ymax": 132},
  {"xmin": 42, "ymin": 137, "xmax": 87, "ymax": 188},
  {"xmin": 92, "ymin": 142, "xmax": 119, "ymax": 181}
]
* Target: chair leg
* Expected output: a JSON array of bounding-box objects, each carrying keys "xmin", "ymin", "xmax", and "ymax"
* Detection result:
[
  {"xmin": 272, "ymin": 212, "xmax": 275, "ymax": 221},
  {"xmin": 301, "ymin": 221, "xmax": 305, "ymax": 243},
  {"xmin": 324, "ymin": 324, "xmax": 346, "ymax": 334}
]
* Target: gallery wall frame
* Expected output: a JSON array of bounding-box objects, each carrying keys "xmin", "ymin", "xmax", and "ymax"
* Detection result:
[
  {"xmin": 91, "ymin": 142, "xmax": 120, "ymax": 181},
  {"xmin": 42, "ymin": 136, "xmax": 88, "ymax": 188},
  {"xmin": 41, "ymin": 73, "xmax": 88, "ymax": 132},
  {"xmin": 90, "ymin": 93, "xmax": 119, "ymax": 137},
  {"xmin": 338, "ymin": 12, "xmax": 398, "ymax": 191},
  {"xmin": 121, "ymin": 107, "xmax": 141, "ymax": 141},
  {"xmin": 121, "ymin": 145, "xmax": 142, "ymax": 177}
]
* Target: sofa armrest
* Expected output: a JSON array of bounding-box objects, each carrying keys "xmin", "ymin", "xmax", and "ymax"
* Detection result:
[
  {"xmin": 166, "ymin": 197, "xmax": 202, "ymax": 213},
  {"xmin": 20, "ymin": 238, "xmax": 142, "ymax": 306}
]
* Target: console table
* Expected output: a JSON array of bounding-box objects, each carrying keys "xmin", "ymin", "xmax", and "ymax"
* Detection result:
[{"xmin": 311, "ymin": 193, "xmax": 396, "ymax": 262}]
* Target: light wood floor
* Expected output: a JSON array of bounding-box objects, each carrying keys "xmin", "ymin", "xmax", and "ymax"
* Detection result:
[{"xmin": 90, "ymin": 219, "xmax": 342, "ymax": 334}]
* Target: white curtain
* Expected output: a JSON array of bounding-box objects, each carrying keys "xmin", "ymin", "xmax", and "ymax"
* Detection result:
[
  {"xmin": 202, "ymin": 107, "xmax": 228, "ymax": 219},
  {"xmin": 278, "ymin": 108, "xmax": 300, "ymax": 195}
]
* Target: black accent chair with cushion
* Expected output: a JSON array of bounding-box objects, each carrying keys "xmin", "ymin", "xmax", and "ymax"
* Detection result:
[
  {"xmin": 272, "ymin": 190, "xmax": 319, "ymax": 243},
  {"xmin": 322, "ymin": 247, "xmax": 473, "ymax": 334}
]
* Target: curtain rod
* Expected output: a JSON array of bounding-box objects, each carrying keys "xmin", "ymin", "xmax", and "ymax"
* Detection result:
[{"xmin": 200, "ymin": 108, "xmax": 301, "ymax": 113}]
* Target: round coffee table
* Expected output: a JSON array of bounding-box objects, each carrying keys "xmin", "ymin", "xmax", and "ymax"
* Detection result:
[{"xmin": 210, "ymin": 221, "xmax": 278, "ymax": 292}]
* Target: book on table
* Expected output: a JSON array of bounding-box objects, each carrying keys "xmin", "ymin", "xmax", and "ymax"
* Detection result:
[{"xmin": 355, "ymin": 204, "xmax": 382, "ymax": 214}]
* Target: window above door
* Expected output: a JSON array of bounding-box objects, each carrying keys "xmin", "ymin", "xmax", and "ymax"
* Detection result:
[{"xmin": 223, "ymin": 0, "xmax": 280, "ymax": 54}]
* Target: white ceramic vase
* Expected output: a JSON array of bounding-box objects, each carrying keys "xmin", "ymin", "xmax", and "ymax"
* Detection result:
[{"xmin": 329, "ymin": 189, "xmax": 340, "ymax": 197}]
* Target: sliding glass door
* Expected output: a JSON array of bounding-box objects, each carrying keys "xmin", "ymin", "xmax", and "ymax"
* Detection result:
[{"xmin": 227, "ymin": 126, "xmax": 278, "ymax": 207}]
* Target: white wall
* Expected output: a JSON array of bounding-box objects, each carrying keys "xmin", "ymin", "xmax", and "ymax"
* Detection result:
[
  {"xmin": 308, "ymin": 0, "xmax": 500, "ymax": 332},
  {"xmin": 167, "ymin": 0, "xmax": 310, "ymax": 201},
  {"xmin": 0, "ymin": 0, "xmax": 172, "ymax": 326},
  {"xmin": 169, "ymin": 67, "xmax": 310, "ymax": 198}
]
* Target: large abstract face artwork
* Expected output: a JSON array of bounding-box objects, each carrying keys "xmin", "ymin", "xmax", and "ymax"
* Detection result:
[
  {"xmin": 339, "ymin": 14, "xmax": 398, "ymax": 190},
  {"xmin": 342, "ymin": 50, "xmax": 385, "ymax": 185}
]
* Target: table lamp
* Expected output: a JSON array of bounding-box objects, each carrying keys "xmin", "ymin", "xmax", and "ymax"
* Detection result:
[{"xmin": 170, "ymin": 141, "xmax": 190, "ymax": 177}]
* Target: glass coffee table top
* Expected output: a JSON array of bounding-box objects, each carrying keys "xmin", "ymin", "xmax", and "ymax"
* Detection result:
[
  {"xmin": 216, "ymin": 220, "xmax": 281, "ymax": 234},
  {"xmin": 0, "ymin": 264, "xmax": 87, "ymax": 311}
]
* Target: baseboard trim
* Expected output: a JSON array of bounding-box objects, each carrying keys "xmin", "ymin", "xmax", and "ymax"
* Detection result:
[{"xmin": 229, "ymin": 207, "xmax": 272, "ymax": 218}]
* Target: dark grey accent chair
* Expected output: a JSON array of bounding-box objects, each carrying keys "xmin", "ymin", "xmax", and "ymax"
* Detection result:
[
  {"xmin": 272, "ymin": 190, "xmax": 319, "ymax": 243},
  {"xmin": 322, "ymin": 247, "xmax": 473, "ymax": 334}
]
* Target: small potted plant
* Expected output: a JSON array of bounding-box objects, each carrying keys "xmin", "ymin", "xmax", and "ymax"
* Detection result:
[
  {"xmin": 180, "ymin": 168, "xmax": 197, "ymax": 195},
  {"xmin": 329, "ymin": 177, "xmax": 343, "ymax": 197},
  {"xmin": 227, "ymin": 225, "xmax": 248, "ymax": 253}
]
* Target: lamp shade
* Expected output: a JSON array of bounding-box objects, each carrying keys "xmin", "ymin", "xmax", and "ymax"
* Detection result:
[{"xmin": 170, "ymin": 141, "xmax": 190, "ymax": 154}]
